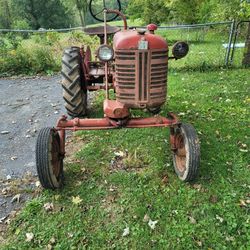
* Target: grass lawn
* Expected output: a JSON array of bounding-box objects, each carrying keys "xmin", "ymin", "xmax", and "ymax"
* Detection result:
[{"xmin": 2, "ymin": 67, "xmax": 249, "ymax": 249}]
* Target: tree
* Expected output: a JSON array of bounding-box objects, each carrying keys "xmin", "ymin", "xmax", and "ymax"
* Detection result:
[
  {"xmin": 127, "ymin": 0, "xmax": 170, "ymax": 25},
  {"xmin": 164, "ymin": 0, "xmax": 206, "ymax": 24},
  {"xmin": 0, "ymin": 0, "xmax": 12, "ymax": 29},
  {"xmin": 75, "ymin": 0, "xmax": 88, "ymax": 27},
  {"xmin": 12, "ymin": 0, "xmax": 74, "ymax": 29}
]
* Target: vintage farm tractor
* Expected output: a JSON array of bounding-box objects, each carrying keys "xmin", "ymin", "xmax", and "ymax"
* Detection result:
[{"xmin": 36, "ymin": 0, "xmax": 200, "ymax": 189}]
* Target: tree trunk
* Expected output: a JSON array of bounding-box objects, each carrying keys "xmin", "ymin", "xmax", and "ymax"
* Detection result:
[
  {"xmin": 1, "ymin": 0, "xmax": 12, "ymax": 28},
  {"xmin": 27, "ymin": 0, "xmax": 40, "ymax": 29},
  {"xmin": 242, "ymin": 22, "xmax": 250, "ymax": 66},
  {"xmin": 76, "ymin": 0, "xmax": 85, "ymax": 27}
]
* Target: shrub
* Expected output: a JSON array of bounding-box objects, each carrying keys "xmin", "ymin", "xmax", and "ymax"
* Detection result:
[{"xmin": 0, "ymin": 44, "xmax": 60, "ymax": 76}]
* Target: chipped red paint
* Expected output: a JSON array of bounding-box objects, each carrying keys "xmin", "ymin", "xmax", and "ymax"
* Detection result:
[
  {"xmin": 113, "ymin": 30, "xmax": 168, "ymax": 50},
  {"xmin": 147, "ymin": 23, "xmax": 158, "ymax": 34},
  {"xmin": 56, "ymin": 113, "xmax": 179, "ymax": 131}
]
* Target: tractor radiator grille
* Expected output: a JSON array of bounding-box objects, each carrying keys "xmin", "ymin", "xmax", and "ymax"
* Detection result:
[{"xmin": 115, "ymin": 49, "xmax": 168, "ymax": 108}]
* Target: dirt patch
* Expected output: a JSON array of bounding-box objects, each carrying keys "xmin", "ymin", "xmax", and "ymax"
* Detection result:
[
  {"xmin": 110, "ymin": 150, "xmax": 150, "ymax": 173},
  {"xmin": 64, "ymin": 133, "xmax": 85, "ymax": 164}
]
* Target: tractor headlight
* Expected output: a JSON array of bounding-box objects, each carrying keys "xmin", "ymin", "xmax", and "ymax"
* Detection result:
[
  {"xmin": 172, "ymin": 41, "xmax": 189, "ymax": 59},
  {"xmin": 97, "ymin": 45, "xmax": 114, "ymax": 61}
]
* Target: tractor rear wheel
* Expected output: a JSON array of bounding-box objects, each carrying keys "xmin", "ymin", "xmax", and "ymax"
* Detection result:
[
  {"xmin": 61, "ymin": 47, "xmax": 87, "ymax": 117},
  {"xmin": 36, "ymin": 127, "xmax": 64, "ymax": 189},
  {"xmin": 171, "ymin": 123, "xmax": 200, "ymax": 182}
]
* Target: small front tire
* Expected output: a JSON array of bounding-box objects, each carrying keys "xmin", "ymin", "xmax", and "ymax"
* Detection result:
[
  {"xmin": 36, "ymin": 127, "xmax": 64, "ymax": 189},
  {"xmin": 170, "ymin": 123, "xmax": 200, "ymax": 182}
]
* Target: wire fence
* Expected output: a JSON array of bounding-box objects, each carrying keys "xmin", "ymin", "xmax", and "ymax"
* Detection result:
[{"xmin": 0, "ymin": 21, "xmax": 248, "ymax": 76}]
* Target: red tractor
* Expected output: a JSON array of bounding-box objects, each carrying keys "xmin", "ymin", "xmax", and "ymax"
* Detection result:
[{"xmin": 36, "ymin": 0, "xmax": 200, "ymax": 189}]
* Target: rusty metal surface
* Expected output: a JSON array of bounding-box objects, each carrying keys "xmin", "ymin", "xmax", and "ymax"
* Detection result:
[
  {"xmin": 115, "ymin": 49, "xmax": 168, "ymax": 109},
  {"xmin": 147, "ymin": 24, "xmax": 158, "ymax": 34},
  {"xmin": 103, "ymin": 99, "xmax": 130, "ymax": 119},
  {"xmin": 169, "ymin": 126, "xmax": 187, "ymax": 173},
  {"xmin": 51, "ymin": 130, "xmax": 61, "ymax": 177},
  {"xmin": 106, "ymin": 9, "xmax": 127, "ymax": 30},
  {"xmin": 87, "ymin": 85, "xmax": 113, "ymax": 91},
  {"xmin": 84, "ymin": 25, "xmax": 120, "ymax": 36},
  {"xmin": 113, "ymin": 30, "xmax": 168, "ymax": 50},
  {"xmin": 56, "ymin": 113, "xmax": 179, "ymax": 131}
]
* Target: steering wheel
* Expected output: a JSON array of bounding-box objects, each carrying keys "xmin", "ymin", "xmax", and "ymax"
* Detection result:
[{"xmin": 89, "ymin": 0, "xmax": 122, "ymax": 22}]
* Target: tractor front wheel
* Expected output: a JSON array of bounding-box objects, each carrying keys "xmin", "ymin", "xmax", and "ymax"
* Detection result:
[
  {"xmin": 36, "ymin": 127, "xmax": 64, "ymax": 189},
  {"xmin": 61, "ymin": 47, "xmax": 87, "ymax": 117},
  {"xmin": 170, "ymin": 123, "xmax": 200, "ymax": 182}
]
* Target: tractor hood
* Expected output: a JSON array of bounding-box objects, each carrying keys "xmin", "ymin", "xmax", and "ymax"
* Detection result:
[{"xmin": 113, "ymin": 30, "xmax": 168, "ymax": 50}]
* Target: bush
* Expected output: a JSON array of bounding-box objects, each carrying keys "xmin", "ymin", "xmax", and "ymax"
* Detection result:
[{"xmin": 0, "ymin": 44, "xmax": 60, "ymax": 76}]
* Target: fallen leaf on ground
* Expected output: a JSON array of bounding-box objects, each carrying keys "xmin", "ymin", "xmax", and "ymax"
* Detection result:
[
  {"xmin": 193, "ymin": 184, "xmax": 202, "ymax": 191},
  {"xmin": 5, "ymin": 218, "xmax": 11, "ymax": 225},
  {"xmin": 239, "ymin": 199, "xmax": 248, "ymax": 207},
  {"xmin": 226, "ymin": 236, "xmax": 234, "ymax": 242},
  {"xmin": 196, "ymin": 240, "xmax": 203, "ymax": 247},
  {"xmin": 161, "ymin": 175, "xmax": 169, "ymax": 185},
  {"xmin": 188, "ymin": 216, "xmax": 197, "ymax": 224},
  {"xmin": 11, "ymin": 194, "xmax": 21, "ymax": 203},
  {"xmin": 1, "ymin": 131, "xmax": 10, "ymax": 134},
  {"xmin": 46, "ymin": 244, "xmax": 53, "ymax": 250},
  {"xmin": 239, "ymin": 148, "xmax": 248, "ymax": 153},
  {"xmin": 67, "ymin": 232, "xmax": 74, "ymax": 238},
  {"xmin": 54, "ymin": 195, "xmax": 60, "ymax": 201},
  {"xmin": 148, "ymin": 219, "xmax": 158, "ymax": 230},
  {"xmin": 43, "ymin": 202, "xmax": 54, "ymax": 212},
  {"xmin": 209, "ymin": 195, "xmax": 218, "ymax": 203},
  {"xmin": 2, "ymin": 187, "xmax": 11, "ymax": 195},
  {"xmin": 72, "ymin": 196, "xmax": 82, "ymax": 205},
  {"xmin": 114, "ymin": 151, "xmax": 125, "ymax": 157},
  {"xmin": 215, "ymin": 215, "xmax": 224, "ymax": 223},
  {"xmin": 143, "ymin": 214, "xmax": 150, "ymax": 223},
  {"xmin": 26, "ymin": 232, "xmax": 34, "ymax": 242},
  {"xmin": 122, "ymin": 227, "xmax": 130, "ymax": 237},
  {"xmin": 6, "ymin": 175, "xmax": 12, "ymax": 180},
  {"xmin": 49, "ymin": 236, "xmax": 56, "ymax": 244},
  {"xmin": 35, "ymin": 181, "xmax": 41, "ymax": 187},
  {"xmin": 0, "ymin": 216, "xmax": 8, "ymax": 224}
]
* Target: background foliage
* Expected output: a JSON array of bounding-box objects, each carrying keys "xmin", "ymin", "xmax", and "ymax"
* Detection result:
[
  {"xmin": 0, "ymin": 0, "xmax": 249, "ymax": 30},
  {"xmin": 0, "ymin": 0, "xmax": 249, "ymax": 76}
]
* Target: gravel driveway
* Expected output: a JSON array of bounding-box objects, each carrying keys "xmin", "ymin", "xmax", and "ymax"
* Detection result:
[{"xmin": 0, "ymin": 75, "xmax": 64, "ymax": 179}]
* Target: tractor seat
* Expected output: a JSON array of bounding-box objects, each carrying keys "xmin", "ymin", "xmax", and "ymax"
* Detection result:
[{"xmin": 83, "ymin": 25, "xmax": 120, "ymax": 36}]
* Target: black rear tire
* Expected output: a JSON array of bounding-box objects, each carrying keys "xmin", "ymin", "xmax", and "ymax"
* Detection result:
[
  {"xmin": 61, "ymin": 47, "xmax": 87, "ymax": 117},
  {"xmin": 36, "ymin": 127, "xmax": 64, "ymax": 189},
  {"xmin": 171, "ymin": 123, "xmax": 200, "ymax": 182}
]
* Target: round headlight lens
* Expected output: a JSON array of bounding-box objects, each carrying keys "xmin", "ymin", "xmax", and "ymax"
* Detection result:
[
  {"xmin": 172, "ymin": 41, "xmax": 189, "ymax": 59},
  {"xmin": 98, "ymin": 45, "xmax": 114, "ymax": 61}
]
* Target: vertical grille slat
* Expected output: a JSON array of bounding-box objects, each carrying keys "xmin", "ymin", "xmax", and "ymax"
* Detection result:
[
  {"xmin": 139, "ymin": 52, "xmax": 143, "ymax": 101},
  {"xmin": 144, "ymin": 52, "xmax": 148, "ymax": 100}
]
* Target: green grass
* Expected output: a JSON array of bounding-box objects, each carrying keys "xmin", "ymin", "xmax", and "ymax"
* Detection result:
[{"xmin": 2, "ymin": 68, "xmax": 249, "ymax": 249}]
